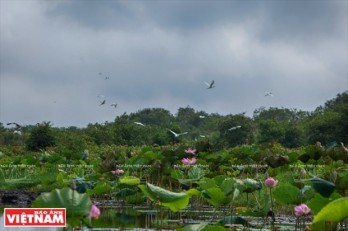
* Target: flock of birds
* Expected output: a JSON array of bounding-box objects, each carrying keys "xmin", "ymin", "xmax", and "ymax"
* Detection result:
[{"xmin": 5, "ymin": 74, "xmax": 276, "ymax": 138}]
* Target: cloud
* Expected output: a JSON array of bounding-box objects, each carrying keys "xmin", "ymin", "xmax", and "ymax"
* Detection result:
[{"xmin": 0, "ymin": 0, "xmax": 347, "ymax": 127}]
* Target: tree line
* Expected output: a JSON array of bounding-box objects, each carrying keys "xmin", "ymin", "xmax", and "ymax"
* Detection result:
[{"xmin": 0, "ymin": 91, "xmax": 347, "ymax": 152}]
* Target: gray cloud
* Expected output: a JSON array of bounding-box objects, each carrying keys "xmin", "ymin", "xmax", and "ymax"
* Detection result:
[{"xmin": 1, "ymin": 0, "xmax": 347, "ymax": 127}]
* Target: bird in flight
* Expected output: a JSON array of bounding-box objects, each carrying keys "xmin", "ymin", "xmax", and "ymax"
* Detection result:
[
  {"xmin": 265, "ymin": 91, "xmax": 274, "ymax": 97},
  {"xmin": 228, "ymin": 125, "xmax": 242, "ymax": 131},
  {"xmin": 204, "ymin": 80, "xmax": 215, "ymax": 89},
  {"xmin": 99, "ymin": 100, "xmax": 106, "ymax": 106},
  {"xmin": 110, "ymin": 103, "xmax": 117, "ymax": 108},
  {"xmin": 7, "ymin": 122, "xmax": 21, "ymax": 129},
  {"xmin": 341, "ymin": 142, "xmax": 348, "ymax": 152},
  {"xmin": 134, "ymin": 122, "xmax": 145, "ymax": 126},
  {"xmin": 98, "ymin": 94, "xmax": 106, "ymax": 106},
  {"xmin": 169, "ymin": 129, "xmax": 188, "ymax": 138}
]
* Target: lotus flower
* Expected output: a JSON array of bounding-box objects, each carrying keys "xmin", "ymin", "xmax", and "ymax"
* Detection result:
[
  {"xmin": 90, "ymin": 204, "xmax": 101, "ymax": 219},
  {"xmin": 111, "ymin": 168, "xmax": 124, "ymax": 175},
  {"xmin": 294, "ymin": 204, "xmax": 311, "ymax": 217},
  {"xmin": 185, "ymin": 147, "xmax": 197, "ymax": 155},
  {"xmin": 265, "ymin": 177, "xmax": 278, "ymax": 188},
  {"xmin": 181, "ymin": 157, "xmax": 197, "ymax": 165}
]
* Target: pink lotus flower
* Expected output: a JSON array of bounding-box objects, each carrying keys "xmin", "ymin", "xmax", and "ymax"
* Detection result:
[
  {"xmin": 90, "ymin": 204, "xmax": 101, "ymax": 219},
  {"xmin": 294, "ymin": 204, "xmax": 311, "ymax": 217},
  {"xmin": 265, "ymin": 177, "xmax": 278, "ymax": 188},
  {"xmin": 111, "ymin": 168, "xmax": 124, "ymax": 175},
  {"xmin": 181, "ymin": 157, "xmax": 197, "ymax": 165},
  {"xmin": 185, "ymin": 147, "xmax": 197, "ymax": 155}
]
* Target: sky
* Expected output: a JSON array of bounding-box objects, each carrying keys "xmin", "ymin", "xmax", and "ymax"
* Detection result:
[{"xmin": 1, "ymin": 0, "xmax": 347, "ymax": 128}]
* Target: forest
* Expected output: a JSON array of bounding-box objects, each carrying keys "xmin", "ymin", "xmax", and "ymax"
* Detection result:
[{"xmin": 1, "ymin": 91, "xmax": 347, "ymax": 152}]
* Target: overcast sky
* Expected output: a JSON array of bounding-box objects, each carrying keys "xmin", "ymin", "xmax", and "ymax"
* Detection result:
[{"xmin": 1, "ymin": 0, "xmax": 347, "ymax": 128}]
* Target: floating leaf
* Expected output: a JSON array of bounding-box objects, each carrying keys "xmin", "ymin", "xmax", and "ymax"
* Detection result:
[{"xmin": 313, "ymin": 197, "xmax": 348, "ymax": 223}]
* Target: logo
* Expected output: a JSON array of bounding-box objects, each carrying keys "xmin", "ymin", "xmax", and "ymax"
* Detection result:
[{"xmin": 4, "ymin": 208, "xmax": 66, "ymax": 227}]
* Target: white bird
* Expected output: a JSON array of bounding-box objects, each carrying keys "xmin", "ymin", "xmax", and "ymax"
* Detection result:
[
  {"xmin": 169, "ymin": 129, "xmax": 188, "ymax": 138},
  {"xmin": 110, "ymin": 103, "xmax": 117, "ymax": 108},
  {"xmin": 134, "ymin": 122, "xmax": 145, "ymax": 126},
  {"xmin": 204, "ymin": 80, "xmax": 215, "ymax": 89},
  {"xmin": 265, "ymin": 91, "xmax": 274, "ymax": 97},
  {"xmin": 199, "ymin": 115, "xmax": 206, "ymax": 119},
  {"xmin": 341, "ymin": 142, "xmax": 348, "ymax": 152},
  {"xmin": 13, "ymin": 130, "xmax": 22, "ymax": 135},
  {"xmin": 228, "ymin": 125, "xmax": 242, "ymax": 131}
]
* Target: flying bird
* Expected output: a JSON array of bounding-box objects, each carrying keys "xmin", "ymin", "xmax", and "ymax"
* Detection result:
[
  {"xmin": 204, "ymin": 80, "xmax": 215, "ymax": 89},
  {"xmin": 341, "ymin": 142, "xmax": 348, "ymax": 152},
  {"xmin": 169, "ymin": 129, "xmax": 188, "ymax": 138},
  {"xmin": 7, "ymin": 122, "xmax": 21, "ymax": 129},
  {"xmin": 110, "ymin": 103, "xmax": 117, "ymax": 108},
  {"xmin": 99, "ymin": 99, "xmax": 106, "ymax": 106},
  {"xmin": 134, "ymin": 122, "xmax": 145, "ymax": 126},
  {"xmin": 265, "ymin": 91, "xmax": 274, "ymax": 97},
  {"xmin": 98, "ymin": 94, "xmax": 106, "ymax": 106},
  {"xmin": 228, "ymin": 125, "xmax": 242, "ymax": 131},
  {"xmin": 13, "ymin": 130, "xmax": 22, "ymax": 135}
]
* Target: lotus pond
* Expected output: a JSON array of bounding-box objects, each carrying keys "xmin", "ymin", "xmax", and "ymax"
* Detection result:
[{"xmin": 0, "ymin": 143, "xmax": 348, "ymax": 230}]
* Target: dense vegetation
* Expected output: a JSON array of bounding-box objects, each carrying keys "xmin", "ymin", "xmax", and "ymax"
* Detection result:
[
  {"xmin": 0, "ymin": 92, "xmax": 347, "ymax": 230},
  {"xmin": 1, "ymin": 91, "xmax": 347, "ymax": 151}
]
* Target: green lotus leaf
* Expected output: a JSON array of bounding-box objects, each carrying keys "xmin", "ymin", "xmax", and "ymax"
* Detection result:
[
  {"xmin": 313, "ymin": 197, "xmax": 348, "ymax": 223},
  {"xmin": 202, "ymin": 187, "xmax": 230, "ymax": 206},
  {"xmin": 242, "ymin": 178, "xmax": 262, "ymax": 193},
  {"xmin": 87, "ymin": 182, "xmax": 112, "ymax": 196},
  {"xmin": 273, "ymin": 183, "xmax": 300, "ymax": 205},
  {"xmin": 115, "ymin": 188, "xmax": 137, "ymax": 198},
  {"xmin": 119, "ymin": 176, "xmax": 141, "ymax": 185},
  {"xmin": 138, "ymin": 183, "xmax": 189, "ymax": 212},
  {"xmin": 186, "ymin": 188, "xmax": 201, "ymax": 197},
  {"xmin": 171, "ymin": 169, "xmax": 185, "ymax": 180},
  {"xmin": 308, "ymin": 192, "xmax": 342, "ymax": 215},
  {"xmin": 32, "ymin": 187, "xmax": 92, "ymax": 219},
  {"xmin": 310, "ymin": 176, "xmax": 335, "ymax": 198}
]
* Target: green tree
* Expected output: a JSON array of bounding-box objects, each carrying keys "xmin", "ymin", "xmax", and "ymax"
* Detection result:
[
  {"xmin": 218, "ymin": 114, "xmax": 254, "ymax": 147},
  {"xmin": 26, "ymin": 122, "xmax": 56, "ymax": 151}
]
